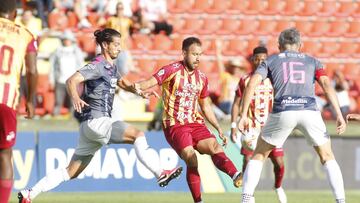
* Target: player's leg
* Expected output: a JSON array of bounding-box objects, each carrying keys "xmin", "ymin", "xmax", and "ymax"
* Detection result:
[
  {"xmin": 269, "ymin": 148, "xmax": 287, "ymax": 203},
  {"xmin": 242, "ymin": 112, "xmax": 295, "ymax": 203},
  {"xmin": 314, "ymin": 141, "xmax": 345, "ymax": 203},
  {"xmin": 300, "ymin": 110, "xmax": 345, "ymax": 203},
  {"xmin": 111, "ymin": 121, "xmax": 182, "ymax": 187},
  {"xmin": 0, "ymin": 104, "xmax": 17, "ymax": 203},
  {"xmin": 193, "ymin": 124, "xmax": 241, "ymax": 187}
]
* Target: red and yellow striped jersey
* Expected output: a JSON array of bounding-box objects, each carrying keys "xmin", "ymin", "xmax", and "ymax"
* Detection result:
[
  {"xmin": 0, "ymin": 17, "xmax": 37, "ymax": 110},
  {"xmin": 236, "ymin": 74, "xmax": 273, "ymax": 129},
  {"xmin": 153, "ymin": 61, "xmax": 209, "ymax": 128}
]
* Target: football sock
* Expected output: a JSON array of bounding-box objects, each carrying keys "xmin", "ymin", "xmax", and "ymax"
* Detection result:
[
  {"xmin": 211, "ymin": 152, "xmax": 238, "ymax": 177},
  {"xmin": 134, "ymin": 136, "xmax": 162, "ymax": 178},
  {"xmin": 274, "ymin": 164, "xmax": 285, "ymax": 188},
  {"xmin": 187, "ymin": 166, "xmax": 202, "ymax": 203},
  {"xmin": 242, "ymin": 160, "xmax": 263, "ymax": 202},
  {"xmin": 0, "ymin": 179, "xmax": 12, "ymax": 203},
  {"xmin": 30, "ymin": 168, "xmax": 70, "ymax": 199},
  {"xmin": 323, "ymin": 160, "xmax": 345, "ymax": 201}
]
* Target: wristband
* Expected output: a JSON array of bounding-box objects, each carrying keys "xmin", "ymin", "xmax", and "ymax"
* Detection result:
[{"xmin": 231, "ymin": 122, "xmax": 237, "ymax": 129}]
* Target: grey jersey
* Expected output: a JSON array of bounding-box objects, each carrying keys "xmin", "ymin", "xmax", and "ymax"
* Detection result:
[
  {"xmin": 75, "ymin": 55, "xmax": 121, "ymax": 122},
  {"xmin": 256, "ymin": 50, "xmax": 325, "ymax": 113}
]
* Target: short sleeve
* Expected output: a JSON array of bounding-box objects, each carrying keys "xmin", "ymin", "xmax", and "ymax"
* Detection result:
[
  {"xmin": 26, "ymin": 38, "xmax": 37, "ymax": 53},
  {"xmin": 200, "ymin": 76, "xmax": 210, "ymax": 99},
  {"xmin": 235, "ymin": 77, "xmax": 246, "ymax": 98},
  {"xmin": 255, "ymin": 60, "xmax": 269, "ymax": 80},
  {"xmin": 153, "ymin": 65, "xmax": 175, "ymax": 85},
  {"xmin": 314, "ymin": 58, "xmax": 327, "ymax": 80},
  {"xmin": 78, "ymin": 63, "xmax": 102, "ymax": 81}
]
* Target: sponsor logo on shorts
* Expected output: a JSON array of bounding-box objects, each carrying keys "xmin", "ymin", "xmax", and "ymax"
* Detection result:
[{"xmin": 6, "ymin": 131, "xmax": 15, "ymax": 142}]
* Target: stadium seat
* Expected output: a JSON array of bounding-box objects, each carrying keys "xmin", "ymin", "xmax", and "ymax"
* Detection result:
[
  {"xmin": 352, "ymin": 2, "xmax": 360, "ymax": 17},
  {"xmin": 265, "ymin": 39, "xmax": 279, "ymax": 54},
  {"xmin": 236, "ymin": 19, "xmax": 260, "ymax": 35},
  {"xmin": 156, "ymin": 59, "xmax": 172, "ymax": 69},
  {"xmin": 308, "ymin": 20, "xmax": 330, "ymax": 37},
  {"xmin": 324, "ymin": 63, "xmax": 341, "ymax": 78},
  {"xmin": 206, "ymin": 0, "xmax": 231, "ymax": 14},
  {"xmin": 281, "ymin": 0, "xmax": 304, "ymax": 16},
  {"xmin": 222, "ymin": 39, "xmax": 248, "ymax": 56},
  {"xmin": 132, "ymin": 34, "xmax": 153, "ymax": 51},
  {"xmin": 317, "ymin": 41, "xmax": 340, "ymax": 58},
  {"xmin": 343, "ymin": 63, "xmax": 360, "ymax": 80},
  {"xmin": 335, "ymin": 41, "xmax": 358, "ymax": 58},
  {"xmin": 226, "ymin": 0, "xmax": 250, "ymax": 14},
  {"xmin": 299, "ymin": 0, "xmax": 322, "ymax": 16},
  {"xmin": 198, "ymin": 18, "xmax": 222, "ymax": 35},
  {"xmin": 274, "ymin": 20, "xmax": 295, "ymax": 35},
  {"xmin": 295, "ymin": 20, "xmax": 313, "ymax": 35},
  {"xmin": 317, "ymin": 0, "xmax": 338, "ymax": 16},
  {"xmin": 246, "ymin": 37, "xmax": 265, "ymax": 55},
  {"xmin": 77, "ymin": 32, "xmax": 96, "ymax": 56},
  {"xmin": 345, "ymin": 21, "xmax": 360, "ymax": 37},
  {"xmin": 242, "ymin": 0, "xmax": 266, "ymax": 14},
  {"xmin": 202, "ymin": 39, "xmax": 217, "ymax": 55},
  {"xmin": 177, "ymin": 18, "xmax": 204, "ymax": 34},
  {"xmin": 198, "ymin": 60, "xmax": 216, "ymax": 74},
  {"xmin": 326, "ymin": 19, "xmax": 350, "ymax": 37},
  {"xmin": 262, "ymin": 0, "xmax": 286, "ymax": 15},
  {"xmin": 353, "ymin": 43, "xmax": 360, "ymax": 58},
  {"xmin": 136, "ymin": 59, "xmax": 157, "ymax": 74},
  {"xmin": 168, "ymin": 16, "xmax": 185, "ymax": 33},
  {"xmin": 335, "ymin": 1, "xmax": 358, "ymax": 17},
  {"xmin": 190, "ymin": 0, "xmax": 211, "ymax": 13},
  {"xmin": 169, "ymin": 0, "xmax": 194, "ymax": 13},
  {"xmin": 152, "ymin": 34, "xmax": 172, "ymax": 53},
  {"xmin": 256, "ymin": 19, "xmax": 277, "ymax": 35},
  {"xmin": 216, "ymin": 17, "xmax": 240, "ymax": 35},
  {"xmin": 168, "ymin": 35, "xmax": 185, "ymax": 55},
  {"xmin": 302, "ymin": 41, "xmax": 322, "ymax": 56}
]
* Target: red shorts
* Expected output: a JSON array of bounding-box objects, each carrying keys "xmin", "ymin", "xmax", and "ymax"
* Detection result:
[
  {"xmin": 0, "ymin": 104, "xmax": 17, "ymax": 149},
  {"xmin": 241, "ymin": 147, "xmax": 284, "ymax": 158},
  {"xmin": 163, "ymin": 123, "xmax": 215, "ymax": 155}
]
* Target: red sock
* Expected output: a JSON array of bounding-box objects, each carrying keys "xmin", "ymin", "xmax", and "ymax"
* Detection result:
[
  {"xmin": 187, "ymin": 167, "xmax": 201, "ymax": 202},
  {"xmin": 274, "ymin": 165, "xmax": 285, "ymax": 188},
  {"xmin": 211, "ymin": 152, "xmax": 238, "ymax": 177},
  {"xmin": 0, "ymin": 179, "xmax": 13, "ymax": 203}
]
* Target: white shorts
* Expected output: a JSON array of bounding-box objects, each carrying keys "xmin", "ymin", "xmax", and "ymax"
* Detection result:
[
  {"xmin": 262, "ymin": 110, "xmax": 329, "ymax": 147},
  {"xmin": 75, "ymin": 117, "xmax": 129, "ymax": 156}
]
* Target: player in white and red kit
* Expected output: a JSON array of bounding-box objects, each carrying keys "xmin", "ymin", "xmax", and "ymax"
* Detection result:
[
  {"xmin": 135, "ymin": 37, "xmax": 242, "ymax": 203},
  {"xmin": 230, "ymin": 46, "xmax": 286, "ymax": 203},
  {"xmin": 0, "ymin": 0, "xmax": 38, "ymax": 202},
  {"xmin": 239, "ymin": 28, "xmax": 346, "ymax": 203}
]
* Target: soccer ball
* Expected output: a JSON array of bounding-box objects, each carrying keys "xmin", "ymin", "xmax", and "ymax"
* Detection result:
[{"xmin": 240, "ymin": 128, "xmax": 260, "ymax": 151}]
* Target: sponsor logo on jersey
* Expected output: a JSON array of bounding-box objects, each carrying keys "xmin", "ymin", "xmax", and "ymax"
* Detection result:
[{"xmin": 157, "ymin": 69, "xmax": 165, "ymax": 76}]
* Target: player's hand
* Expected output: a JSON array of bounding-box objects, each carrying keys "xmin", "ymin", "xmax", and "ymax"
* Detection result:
[
  {"xmin": 139, "ymin": 90, "xmax": 160, "ymax": 99},
  {"xmin": 336, "ymin": 117, "xmax": 346, "ymax": 135},
  {"xmin": 72, "ymin": 97, "xmax": 89, "ymax": 113},
  {"xmin": 346, "ymin": 114, "xmax": 360, "ymax": 122},
  {"xmin": 238, "ymin": 116, "xmax": 249, "ymax": 134},
  {"xmin": 217, "ymin": 128, "xmax": 228, "ymax": 147},
  {"xmin": 230, "ymin": 128, "xmax": 237, "ymax": 143},
  {"xmin": 25, "ymin": 102, "xmax": 35, "ymax": 119}
]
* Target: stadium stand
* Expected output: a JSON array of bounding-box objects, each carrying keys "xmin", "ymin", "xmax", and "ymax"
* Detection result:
[{"xmin": 17, "ymin": 0, "xmax": 360, "ymax": 118}]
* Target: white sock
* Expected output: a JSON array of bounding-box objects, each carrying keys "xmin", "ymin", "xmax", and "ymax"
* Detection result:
[
  {"xmin": 242, "ymin": 160, "xmax": 263, "ymax": 202},
  {"xmin": 30, "ymin": 168, "xmax": 70, "ymax": 199},
  {"xmin": 323, "ymin": 160, "xmax": 345, "ymax": 201},
  {"xmin": 134, "ymin": 136, "xmax": 162, "ymax": 178}
]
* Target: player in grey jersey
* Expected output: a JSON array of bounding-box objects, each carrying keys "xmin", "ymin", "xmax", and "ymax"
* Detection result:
[
  {"xmin": 18, "ymin": 28, "xmax": 182, "ymax": 203},
  {"xmin": 238, "ymin": 28, "xmax": 346, "ymax": 203}
]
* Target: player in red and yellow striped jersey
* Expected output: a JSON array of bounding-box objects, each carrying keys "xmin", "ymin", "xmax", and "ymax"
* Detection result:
[
  {"xmin": 135, "ymin": 37, "xmax": 242, "ymax": 203},
  {"xmin": 230, "ymin": 47, "xmax": 287, "ymax": 203},
  {"xmin": 0, "ymin": 1, "xmax": 37, "ymax": 202}
]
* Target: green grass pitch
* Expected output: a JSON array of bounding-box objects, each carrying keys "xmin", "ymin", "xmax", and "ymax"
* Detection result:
[{"xmin": 10, "ymin": 190, "xmax": 360, "ymax": 203}]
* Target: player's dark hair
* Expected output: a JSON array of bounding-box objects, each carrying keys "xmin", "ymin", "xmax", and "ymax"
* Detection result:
[
  {"xmin": 278, "ymin": 28, "xmax": 301, "ymax": 47},
  {"xmin": 182, "ymin": 37, "xmax": 201, "ymax": 51},
  {"xmin": 94, "ymin": 28, "xmax": 121, "ymax": 48},
  {"xmin": 0, "ymin": 0, "xmax": 17, "ymax": 14},
  {"xmin": 253, "ymin": 46, "xmax": 268, "ymax": 55}
]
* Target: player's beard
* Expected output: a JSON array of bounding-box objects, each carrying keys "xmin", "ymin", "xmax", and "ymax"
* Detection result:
[{"xmin": 184, "ymin": 59, "xmax": 198, "ymax": 71}]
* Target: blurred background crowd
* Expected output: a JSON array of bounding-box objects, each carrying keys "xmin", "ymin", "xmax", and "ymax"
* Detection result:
[{"xmin": 16, "ymin": 0, "xmax": 360, "ymax": 127}]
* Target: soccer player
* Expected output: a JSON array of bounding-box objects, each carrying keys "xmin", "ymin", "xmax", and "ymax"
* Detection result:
[
  {"xmin": 346, "ymin": 114, "xmax": 360, "ymax": 122},
  {"xmin": 238, "ymin": 28, "xmax": 346, "ymax": 203},
  {"xmin": 0, "ymin": 0, "xmax": 38, "ymax": 202},
  {"xmin": 18, "ymin": 28, "xmax": 182, "ymax": 202},
  {"xmin": 230, "ymin": 46, "xmax": 286, "ymax": 203},
  {"xmin": 134, "ymin": 37, "xmax": 242, "ymax": 203}
]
